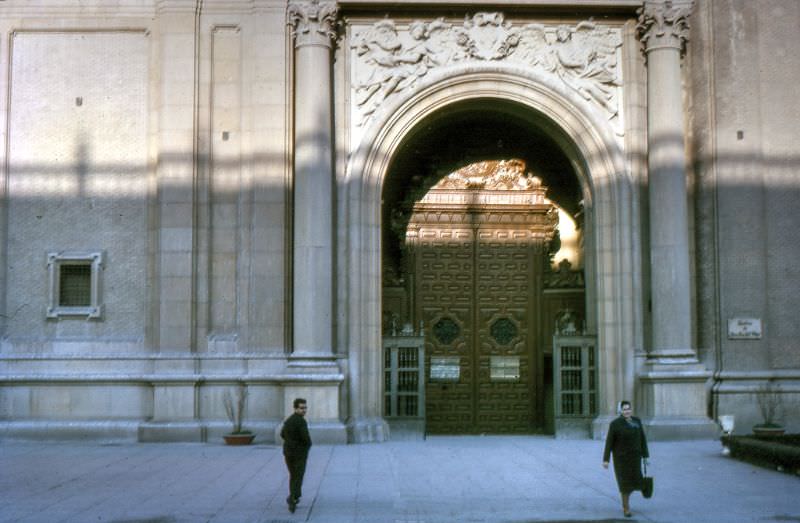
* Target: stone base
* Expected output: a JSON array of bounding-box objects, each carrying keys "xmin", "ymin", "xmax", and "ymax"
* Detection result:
[
  {"xmin": 0, "ymin": 420, "xmax": 140, "ymax": 443},
  {"xmin": 138, "ymin": 421, "xmax": 204, "ymax": 443},
  {"xmin": 384, "ymin": 418, "xmax": 423, "ymax": 441},
  {"xmin": 634, "ymin": 360, "xmax": 717, "ymax": 440},
  {"xmin": 592, "ymin": 414, "xmax": 718, "ymax": 441},
  {"xmin": 348, "ymin": 416, "xmax": 392, "ymax": 443},
  {"xmin": 205, "ymin": 420, "xmax": 281, "ymax": 445},
  {"xmin": 555, "ymin": 417, "xmax": 593, "ymax": 439},
  {"xmin": 642, "ymin": 416, "xmax": 719, "ymax": 440},
  {"xmin": 275, "ymin": 420, "xmax": 348, "ymax": 444},
  {"xmin": 0, "ymin": 420, "xmax": 290, "ymax": 444}
]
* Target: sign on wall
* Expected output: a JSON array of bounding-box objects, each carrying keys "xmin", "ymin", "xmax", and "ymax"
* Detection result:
[{"xmin": 727, "ymin": 318, "xmax": 762, "ymax": 339}]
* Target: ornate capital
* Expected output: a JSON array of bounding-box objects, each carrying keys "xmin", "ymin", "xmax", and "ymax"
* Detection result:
[
  {"xmin": 287, "ymin": 0, "xmax": 338, "ymax": 48},
  {"xmin": 636, "ymin": 0, "xmax": 694, "ymax": 55}
]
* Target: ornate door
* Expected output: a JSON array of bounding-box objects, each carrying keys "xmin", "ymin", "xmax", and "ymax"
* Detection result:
[{"xmin": 406, "ymin": 160, "xmax": 557, "ymax": 434}]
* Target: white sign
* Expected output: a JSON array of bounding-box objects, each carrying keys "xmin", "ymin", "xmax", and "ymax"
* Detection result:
[
  {"xmin": 728, "ymin": 318, "xmax": 762, "ymax": 339},
  {"xmin": 430, "ymin": 356, "xmax": 460, "ymax": 381}
]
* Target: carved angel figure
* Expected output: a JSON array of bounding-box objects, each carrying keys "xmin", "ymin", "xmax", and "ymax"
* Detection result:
[
  {"xmin": 409, "ymin": 18, "xmax": 465, "ymax": 68},
  {"xmin": 551, "ymin": 22, "xmax": 621, "ymax": 117},
  {"xmin": 352, "ymin": 20, "xmax": 427, "ymax": 118},
  {"xmin": 511, "ymin": 23, "xmax": 554, "ymax": 70}
]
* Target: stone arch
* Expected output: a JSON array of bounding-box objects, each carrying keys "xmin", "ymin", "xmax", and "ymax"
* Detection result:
[{"xmin": 342, "ymin": 63, "xmax": 637, "ymax": 442}]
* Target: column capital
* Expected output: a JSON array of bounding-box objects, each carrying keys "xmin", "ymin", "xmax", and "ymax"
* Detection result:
[
  {"xmin": 636, "ymin": 0, "xmax": 693, "ymax": 55},
  {"xmin": 287, "ymin": 0, "xmax": 339, "ymax": 48}
]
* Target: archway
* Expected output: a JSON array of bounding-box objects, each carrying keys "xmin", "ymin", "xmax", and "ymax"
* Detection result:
[
  {"xmin": 342, "ymin": 65, "xmax": 636, "ymax": 442},
  {"xmin": 381, "ymin": 101, "xmax": 585, "ymax": 434}
]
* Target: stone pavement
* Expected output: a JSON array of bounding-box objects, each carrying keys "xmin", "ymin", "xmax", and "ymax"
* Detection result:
[{"xmin": 1, "ymin": 436, "xmax": 798, "ymax": 523}]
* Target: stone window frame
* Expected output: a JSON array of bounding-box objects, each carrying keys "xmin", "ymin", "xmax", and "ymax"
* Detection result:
[{"xmin": 46, "ymin": 251, "xmax": 104, "ymax": 319}]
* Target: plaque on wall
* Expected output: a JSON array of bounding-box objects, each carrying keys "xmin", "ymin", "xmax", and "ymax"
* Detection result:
[
  {"xmin": 727, "ymin": 318, "xmax": 762, "ymax": 339},
  {"xmin": 430, "ymin": 356, "xmax": 460, "ymax": 381},
  {"xmin": 490, "ymin": 356, "xmax": 520, "ymax": 381}
]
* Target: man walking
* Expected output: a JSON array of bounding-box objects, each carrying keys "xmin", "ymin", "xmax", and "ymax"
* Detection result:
[{"xmin": 280, "ymin": 398, "xmax": 311, "ymax": 513}]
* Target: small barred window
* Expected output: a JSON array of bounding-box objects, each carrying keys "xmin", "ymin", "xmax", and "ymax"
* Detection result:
[{"xmin": 47, "ymin": 251, "xmax": 104, "ymax": 319}]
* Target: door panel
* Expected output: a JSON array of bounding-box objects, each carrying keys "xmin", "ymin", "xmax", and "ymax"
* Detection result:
[
  {"xmin": 474, "ymin": 232, "xmax": 543, "ymax": 433},
  {"xmin": 404, "ymin": 159, "xmax": 559, "ymax": 434},
  {"xmin": 417, "ymin": 227, "xmax": 475, "ymax": 433},
  {"xmin": 417, "ymin": 226, "xmax": 546, "ymax": 434}
]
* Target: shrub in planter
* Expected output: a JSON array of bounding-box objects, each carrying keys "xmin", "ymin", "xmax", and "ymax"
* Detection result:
[{"xmin": 223, "ymin": 383, "xmax": 255, "ymax": 445}]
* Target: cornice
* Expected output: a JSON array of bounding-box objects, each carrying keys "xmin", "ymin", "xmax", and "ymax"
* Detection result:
[
  {"xmin": 0, "ymin": 1, "xmax": 157, "ymax": 17},
  {"xmin": 338, "ymin": 0, "xmax": 641, "ymax": 8},
  {"xmin": 0, "ymin": 0, "xmax": 286, "ymax": 18}
]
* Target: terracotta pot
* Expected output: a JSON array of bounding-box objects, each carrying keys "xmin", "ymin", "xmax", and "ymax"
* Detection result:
[
  {"xmin": 224, "ymin": 432, "xmax": 255, "ymax": 445},
  {"xmin": 752, "ymin": 426, "xmax": 785, "ymax": 438}
]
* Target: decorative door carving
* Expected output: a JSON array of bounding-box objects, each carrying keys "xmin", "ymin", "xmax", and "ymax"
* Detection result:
[{"xmin": 406, "ymin": 160, "xmax": 558, "ymax": 434}]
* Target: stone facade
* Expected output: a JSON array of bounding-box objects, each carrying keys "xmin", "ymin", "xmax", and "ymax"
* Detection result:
[{"xmin": 0, "ymin": 0, "xmax": 797, "ymax": 442}]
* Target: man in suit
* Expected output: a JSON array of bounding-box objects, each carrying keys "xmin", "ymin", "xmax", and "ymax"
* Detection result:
[{"xmin": 281, "ymin": 398, "xmax": 312, "ymax": 513}]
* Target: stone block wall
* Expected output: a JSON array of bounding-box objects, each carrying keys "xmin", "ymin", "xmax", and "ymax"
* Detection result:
[{"xmin": 690, "ymin": 0, "xmax": 800, "ymax": 430}]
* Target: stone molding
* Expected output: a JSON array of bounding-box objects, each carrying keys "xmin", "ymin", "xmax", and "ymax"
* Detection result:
[
  {"xmin": 287, "ymin": 0, "xmax": 339, "ymax": 48},
  {"xmin": 636, "ymin": 0, "xmax": 694, "ymax": 55},
  {"xmin": 406, "ymin": 210, "xmax": 557, "ymax": 231},
  {"xmin": 350, "ymin": 13, "xmax": 622, "ymax": 128}
]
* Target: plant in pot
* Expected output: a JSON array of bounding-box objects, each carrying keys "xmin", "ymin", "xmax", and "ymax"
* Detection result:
[
  {"xmin": 223, "ymin": 383, "xmax": 255, "ymax": 445},
  {"xmin": 753, "ymin": 381, "xmax": 784, "ymax": 437}
]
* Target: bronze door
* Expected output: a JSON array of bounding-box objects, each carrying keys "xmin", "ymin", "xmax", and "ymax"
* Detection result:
[{"xmin": 417, "ymin": 225, "xmax": 546, "ymax": 434}]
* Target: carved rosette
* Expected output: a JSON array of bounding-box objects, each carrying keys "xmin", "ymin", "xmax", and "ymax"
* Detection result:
[
  {"xmin": 636, "ymin": 0, "xmax": 694, "ymax": 55},
  {"xmin": 287, "ymin": 0, "xmax": 338, "ymax": 48},
  {"xmin": 350, "ymin": 13, "xmax": 623, "ymax": 130}
]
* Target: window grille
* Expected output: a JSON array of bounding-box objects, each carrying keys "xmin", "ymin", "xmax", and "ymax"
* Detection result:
[
  {"xmin": 59, "ymin": 264, "xmax": 92, "ymax": 306},
  {"xmin": 47, "ymin": 251, "xmax": 104, "ymax": 319}
]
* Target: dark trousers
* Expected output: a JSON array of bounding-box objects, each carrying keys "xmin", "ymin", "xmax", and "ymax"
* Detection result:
[{"xmin": 285, "ymin": 453, "xmax": 308, "ymax": 501}]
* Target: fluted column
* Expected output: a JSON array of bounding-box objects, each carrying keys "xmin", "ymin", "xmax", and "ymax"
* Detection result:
[
  {"xmin": 287, "ymin": 0, "xmax": 338, "ymax": 359},
  {"xmin": 638, "ymin": 0, "xmax": 696, "ymax": 360}
]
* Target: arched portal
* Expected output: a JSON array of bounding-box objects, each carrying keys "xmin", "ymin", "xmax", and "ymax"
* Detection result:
[{"xmin": 342, "ymin": 65, "xmax": 637, "ymax": 442}]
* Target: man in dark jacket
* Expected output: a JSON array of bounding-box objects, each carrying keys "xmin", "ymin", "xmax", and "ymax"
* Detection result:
[{"xmin": 281, "ymin": 398, "xmax": 311, "ymax": 513}]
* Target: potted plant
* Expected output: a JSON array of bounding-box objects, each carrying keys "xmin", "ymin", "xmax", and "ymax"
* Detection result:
[
  {"xmin": 753, "ymin": 381, "xmax": 784, "ymax": 437},
  {"xmin": 223, "ymin": 383, "xmax": 255, "ymax": 445}
]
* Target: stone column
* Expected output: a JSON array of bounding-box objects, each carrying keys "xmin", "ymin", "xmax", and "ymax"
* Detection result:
[
  {"xmin": 636, "ymin": 0, "xmax": 714, "ymax": 439},
  {"xmin": 284, "ymin": 0, "xmax": 346, "ymax": 443},
  {"xmin": 639, "ymin": 0, "xmax": 695, "ymax": 360},
  {"xmin": 287, "ymin": 0, "xmax": 337, "ymax": 360}
]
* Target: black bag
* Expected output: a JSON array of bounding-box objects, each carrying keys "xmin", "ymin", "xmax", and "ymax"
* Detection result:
[{"xmin": 641, "ymin": 460, "xmax": 654, "ymax": 499}]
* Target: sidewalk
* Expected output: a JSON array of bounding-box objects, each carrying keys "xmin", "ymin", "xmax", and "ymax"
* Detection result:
[{"xmin": 1, "ymin": 436, "xmax": 798, "ymax": 523}]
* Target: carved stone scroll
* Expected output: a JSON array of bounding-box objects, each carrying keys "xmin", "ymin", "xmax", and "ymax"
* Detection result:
[{"xmin": 350, "ymin": 13, "xmax": 622, "ymax": 128}]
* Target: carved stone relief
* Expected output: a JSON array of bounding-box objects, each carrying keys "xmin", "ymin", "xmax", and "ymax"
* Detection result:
[{"xmin": 350, "ymin": 14, "xmax": 623, "ymax": 130}]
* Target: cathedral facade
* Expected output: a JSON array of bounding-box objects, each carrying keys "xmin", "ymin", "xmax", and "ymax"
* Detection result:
[{"xmin": 0, "ymin": 0, "xmax": 797, "ymax": 443}]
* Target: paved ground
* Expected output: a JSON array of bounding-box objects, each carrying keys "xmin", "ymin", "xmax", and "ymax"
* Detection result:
[{"xmin": 1, "ymin": 436, "xmax": 798, "ymax": 523}]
